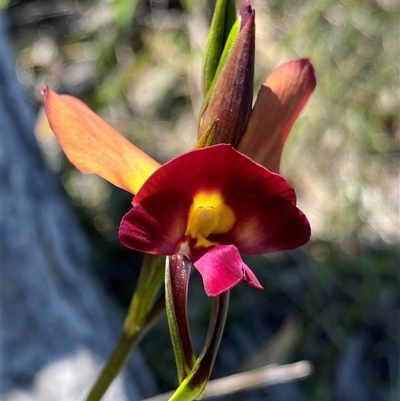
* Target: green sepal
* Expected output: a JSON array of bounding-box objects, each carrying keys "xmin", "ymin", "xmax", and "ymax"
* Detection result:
[
  {"xmin": 165, "ymin": 255, "xmax": 197, "ymax": 383},
  {"xmin": 200, "ymin": 17, "xmax": 241, "ymax": 119},
  {"xmin": 168, "ymin": 291, "xmax": 230, "ymax": 401},
  {"xmin": 202, "ymin": 0, "xmax": 237, "ymax": 95}
]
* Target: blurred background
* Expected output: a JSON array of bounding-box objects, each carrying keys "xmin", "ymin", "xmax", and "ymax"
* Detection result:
[{"xmin": 2, "ymin": 0, "xmax": 399, "ymax": 400}]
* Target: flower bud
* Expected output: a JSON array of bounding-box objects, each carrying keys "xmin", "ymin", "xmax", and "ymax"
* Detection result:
[
  {"xmin": 198, "ymin": 1, "xmax": 255, "ymax": 148},
  {"xmin": 202, "ymin": 0, "xmax": 237, "ymax": 95}
]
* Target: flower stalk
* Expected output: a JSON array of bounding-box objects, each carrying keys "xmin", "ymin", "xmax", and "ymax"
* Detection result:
[
  {"xmin": 165, "ymin": 255, "xmax": 196, "ymax": 383},
  {"xmin": 169, "ymin": 291, "xmax": 230, "ymax": 401},
  {"xmin": 85, "ymin": 255, "xmax": 165, "ymax": 401}
]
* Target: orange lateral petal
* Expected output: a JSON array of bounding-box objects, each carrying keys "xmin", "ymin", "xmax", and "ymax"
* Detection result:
[
  {"xmin": 43, "ymin": 87, "xmax": 160, "ymax": 194},
  {"xmin": 238, "ymin": 58, "xmax": 316, "ymax": 173}
]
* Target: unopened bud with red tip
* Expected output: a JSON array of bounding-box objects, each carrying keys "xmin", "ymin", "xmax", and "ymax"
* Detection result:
[{"xmin": 197, "ymin": 1, "xmax": 255, "ymax": 148}]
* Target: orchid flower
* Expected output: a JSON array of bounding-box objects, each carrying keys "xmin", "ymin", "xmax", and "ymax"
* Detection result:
[
  {"xmin": 43, "ymin": 83, "xmax": 311, "ymax": 297},
  {"xmin": 43, "ymin": 0, "xmax": 314, "ymax": 298},
  {"xmin": 43, "ymin": 1, "xmax": 316, "ymax": 398}
]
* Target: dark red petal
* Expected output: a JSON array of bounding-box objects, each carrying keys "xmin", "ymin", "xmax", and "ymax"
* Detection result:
[
  {"xmin": 133, "ymin": 144, "xmax": 296, "ymax": 207},
  {"xmin": 210, "ymin": 193, "xmax": 311, "ymax": 253},
  {"xmin": 192, "ymin": 245, "xmax": 262, "ymax": 296},
  {"xmin": 119, "ymin": 191, "xmax": 192, "ymax": 255}
]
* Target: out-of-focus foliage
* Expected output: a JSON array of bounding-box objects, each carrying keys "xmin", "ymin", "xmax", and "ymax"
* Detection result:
[
  {"xmin": 1, "ymin": 0, "xmax": 9, "ymax": 10},
  {"xmin": 7, "ymin": 0, "xmax": 399, "ymax": 400},
  {"xmin": 114, "ymin": 0, "xmax": 141, "ymax": 29}
]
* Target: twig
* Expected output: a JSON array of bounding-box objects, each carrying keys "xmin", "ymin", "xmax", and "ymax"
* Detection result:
[{"xmin": 143, "ymin": 360, "xmax": 313, "ymax": 401}]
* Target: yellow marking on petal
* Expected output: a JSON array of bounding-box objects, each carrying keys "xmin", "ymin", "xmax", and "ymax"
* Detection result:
[{"xmin": 185, "ymin": 191, "xmax": 235, "ymax": 248}]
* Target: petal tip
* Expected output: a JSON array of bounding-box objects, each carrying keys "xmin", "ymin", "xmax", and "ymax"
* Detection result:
[
  {"xmin": 240, "ymin": 2, "xmax": 255, "ymax": 32},
  {"xmin": 242, "ymin": 263, "xmax": 264, "ymax": 291},
  {"xmin": 305, "ymin": 59, "xmax": 317, "ymax": 90},
  {"xmin": 283, "ymin": 58, "xmax": 317, "ymax": 92},
  {"xmin": 297, "ymin": 58, "xmax": 317, "ymax": 90}
]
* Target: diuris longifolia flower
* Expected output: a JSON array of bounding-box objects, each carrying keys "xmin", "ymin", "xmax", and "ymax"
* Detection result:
[
  {"xmin": 43, "ymin": 2, "xmax": 315, "ymax": 297},
  {"xmin": 42, "ymin": 1, "xmax": 316, "ymax": 399}
]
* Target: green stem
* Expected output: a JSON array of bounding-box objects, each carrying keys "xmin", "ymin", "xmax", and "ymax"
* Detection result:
[
  {"xmin": 85, "ymin": 296, "xmax": 165, "ymax": 401},
  {"xmin": 85, "ymin": 255, "xmax": 165, "ymax": 401}
]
